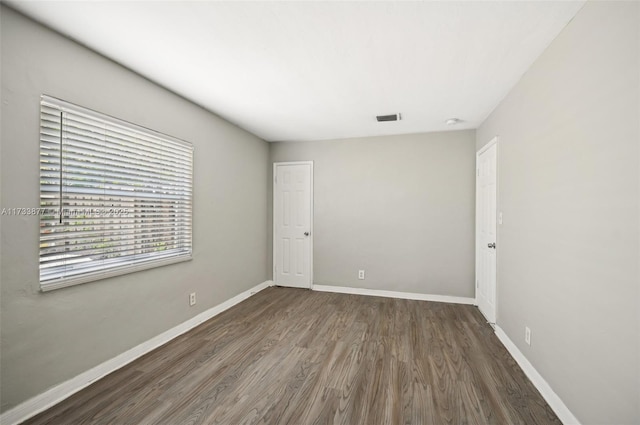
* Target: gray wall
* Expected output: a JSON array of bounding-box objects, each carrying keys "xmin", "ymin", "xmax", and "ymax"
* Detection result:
[
  {"xmin": 476, "ymin": 2, "xmax": 639, "ymax": 424},
  {"xmin": 0, "ymin": 6, "xmax": 269, "ymax": 412},
  {"xmin": 270, "ymin": 130, "xmax": 476, "ymax": 297}
]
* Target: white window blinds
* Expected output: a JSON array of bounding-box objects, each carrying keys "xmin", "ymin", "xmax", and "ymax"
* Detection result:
[{"xmin": 39, "ymin": 95, "xmax": 193, "ymax": 291}]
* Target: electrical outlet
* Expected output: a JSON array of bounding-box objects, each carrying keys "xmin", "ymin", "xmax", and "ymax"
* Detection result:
[
  {"xmin": 189, "ymin": 292, "xmax": 196, "ymax": 306},
  {"xmin": 358, "ymin": 270, "xmax": 365, "ymax": 280},
  {"xmin": 525, "ymin": 326, "xmax": 531, "ymax": 345}
]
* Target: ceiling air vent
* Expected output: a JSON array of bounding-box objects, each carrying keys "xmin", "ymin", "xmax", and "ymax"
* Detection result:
[{"xmin": 376, "ymin": 113, "xmax": 401, "ymax": 122}]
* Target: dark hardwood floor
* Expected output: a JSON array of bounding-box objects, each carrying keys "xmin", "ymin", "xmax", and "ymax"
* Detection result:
[{"xmin": 23, "ymin": 287, "xmax": 560, "ymax": 425}]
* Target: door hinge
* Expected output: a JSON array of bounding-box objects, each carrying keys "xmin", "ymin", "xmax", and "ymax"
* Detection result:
[
  {"xmin": 477, "ymin": 168, "xmax": 480, "ymax": 177},
  {"xmin": 476, "ymin": 279, "xmax": 479, "ymax": 288}
]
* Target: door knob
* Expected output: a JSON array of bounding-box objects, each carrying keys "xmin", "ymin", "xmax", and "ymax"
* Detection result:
[
  {"xmin": 488, "ymin": 242, "xmax": 496, "ymax": 249},
  {"xmin": 304, "ymin": 232, "xmax": 309, "ymax": 236}
]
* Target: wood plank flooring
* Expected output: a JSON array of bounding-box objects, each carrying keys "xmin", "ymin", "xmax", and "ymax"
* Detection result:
[{"xmin": 23, "ymin": 287, "xmax": 561, "ymax": 425}]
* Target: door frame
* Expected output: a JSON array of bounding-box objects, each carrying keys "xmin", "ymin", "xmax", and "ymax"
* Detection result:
[
  {"xmin": 475, "ymin": 136, "xmax": 499, "ymax": 324},
  {"xmin": 272, "ymin": 161, "xmax": 314, "ymax": 288}
]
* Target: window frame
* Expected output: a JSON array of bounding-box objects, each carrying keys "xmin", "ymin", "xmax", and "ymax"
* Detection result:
[{"xmin": 39, "ymin": 95, "xmax": 193, "ymax": 292}]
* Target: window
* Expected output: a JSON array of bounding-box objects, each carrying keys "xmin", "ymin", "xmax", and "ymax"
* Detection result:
[{"xmin": 39, "ymin": 95, "xmax": 193, "ymax": 291}]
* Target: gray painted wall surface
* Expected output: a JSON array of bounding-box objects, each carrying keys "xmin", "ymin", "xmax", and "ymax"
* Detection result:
[
  {"xmin": 270, "ymin": 130, "xmax": 476, "ymax": 297},
  {"xmin": 476, "ymin": 2, "xmax": 639, "ymax": 424},
  {"xmin": 0, "ymin": 6, "xmax": 269, "ymax": 412}
]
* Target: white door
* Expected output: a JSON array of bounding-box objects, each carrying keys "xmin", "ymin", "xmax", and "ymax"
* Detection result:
[
  {"xmin": 273, "ymin": 162, "xmax": 313, "ymax": 288},
  {"xmin": 476, "ymin": 139, "xmax": 497, "ymax": 324}
]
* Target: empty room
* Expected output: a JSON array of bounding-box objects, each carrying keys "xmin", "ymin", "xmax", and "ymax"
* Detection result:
[{"xmin": 0, "ymin": 1, "xmax": 638, "ymax": 424}]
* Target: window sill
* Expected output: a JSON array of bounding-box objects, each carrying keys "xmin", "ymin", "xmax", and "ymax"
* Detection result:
[{"xmin": 40, "ymin": 254, "xmax": 192, "ymax": 292}]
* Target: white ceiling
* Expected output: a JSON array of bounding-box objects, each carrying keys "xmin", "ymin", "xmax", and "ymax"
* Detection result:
[{"xmin": 8, "ymin": 1, "xmax": 584, "ymax": 142}]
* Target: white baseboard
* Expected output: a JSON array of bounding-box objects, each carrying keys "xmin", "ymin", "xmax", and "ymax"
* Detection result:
[
  {"xmin": 0, "ymin": 280, "xmax": 274, "ymax": 425},
  {"xmin": 312, "ymin": 284, "xmax": 475, "ymax": 305},
  {"xmin": 495, "ymin": 325, "xmax": 581, "ymax": 425}
]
